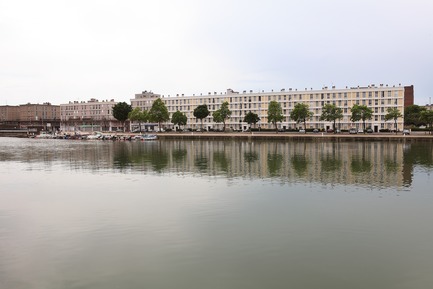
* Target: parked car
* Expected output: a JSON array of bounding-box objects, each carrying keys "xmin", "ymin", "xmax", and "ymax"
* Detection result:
[
  {"xmin": 313, "ymin": 128, "xmax": 319, "ymax": 133},
  {"xmin": 349, "ymin": 128, "xmax": 358, "ymax": 134},
  {"xmin": 299, "ymin": 129, "xmax": 306, "ymax": 133},
  {"xmin": 327, "ymin": 129, "xmax": 334, "ymax": 133},
  {"xmin": 366, "ymin": 128, "xmax": 373, "ymax": 133},
  {"xmin": 403, "ymin": 129, "xmax": 410, "ymax": 135},
  {"xmin": 357, "ymin": 128, "xmax": 364, "ymax": 133}
]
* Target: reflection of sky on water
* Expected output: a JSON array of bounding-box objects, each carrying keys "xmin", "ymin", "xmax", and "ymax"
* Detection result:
[
  {"xmin": 1, "ymin": 163, "xmax": 433, "ymax": 289},
  {"xmin": 1, "ymin": 136, "xmax": 433, "ymax": 288}
]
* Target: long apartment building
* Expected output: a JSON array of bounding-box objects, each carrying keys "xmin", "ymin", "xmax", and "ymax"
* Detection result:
[
  {"xmin": 132, "ymin": 84, "xmax": 414, "ymax": 132},
  {"xmin": 60, "ymin": 98, "xmax": 122, "ymax": 132}
]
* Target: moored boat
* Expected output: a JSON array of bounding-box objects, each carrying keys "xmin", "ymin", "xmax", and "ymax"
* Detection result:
[
  {"xmin": 35, "ymin": 132, "xmax": 55, "ymax": 139},
  {"xmin": 136, "ymin": 134, "xmax": 158, "ymax": 141}
]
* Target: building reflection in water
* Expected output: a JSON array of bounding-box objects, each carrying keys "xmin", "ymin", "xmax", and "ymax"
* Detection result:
[{"xmin": 3, "ymin": 139, "xmax": 432, "ymax": 188}]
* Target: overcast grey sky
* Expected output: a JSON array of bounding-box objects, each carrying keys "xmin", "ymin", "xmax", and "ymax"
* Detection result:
[{"xmin": 1, "ymin": 0, "xmax": 432, "ymax": 105}]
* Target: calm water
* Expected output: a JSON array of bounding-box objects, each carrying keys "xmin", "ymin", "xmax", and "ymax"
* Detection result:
[{"xmin": 0, "ymin": 137, "xmax": 432, "ymax": 289}]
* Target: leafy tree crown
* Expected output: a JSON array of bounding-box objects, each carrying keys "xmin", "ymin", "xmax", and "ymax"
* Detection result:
[
  {"xmin": 290, "ymin": 103, "xmax": 313, "ymax": 123},
  {"xmin": 267, "ymin": 101, "xmax": 283, "ymax": 124},
  {"xmin": 193, "ymin": 104, "xmax": 210, "ymax": 120},
  {"xmin": 149, "ymin": 98, "xmax": 169, "ymax": 123},
  {"xmin": 112, "ymin": 102, "xmax": 132, "ymax": 122},
  {"xmin": 171, "ymin": 110, "xmax": 187, "ymax": 126},
  {"xmin": 244, "ymin": 111, "xmax": 260, "ymax": 125}
]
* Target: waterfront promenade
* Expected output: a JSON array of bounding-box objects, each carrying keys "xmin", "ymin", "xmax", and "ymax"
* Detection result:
[{"xmin": 1, "ymin": 129, "xmax": 432, "ymax": 141}]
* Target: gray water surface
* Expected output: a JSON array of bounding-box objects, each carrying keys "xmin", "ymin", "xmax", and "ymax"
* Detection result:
[{"xmin": 0, "ymin": 137, "xmax": 432, "ymax": 289}]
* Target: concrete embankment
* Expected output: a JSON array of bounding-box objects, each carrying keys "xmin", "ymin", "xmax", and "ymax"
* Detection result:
[
  {"xmin": 0, "ymin": 130, "xmax": 30, "ymax": 138},
  {"xmin": 155, "ymin": 132, "xmax": 433, "ymax": 142}
]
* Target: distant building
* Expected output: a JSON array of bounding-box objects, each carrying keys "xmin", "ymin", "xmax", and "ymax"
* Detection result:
[
  {"xmin": 0, "ymin": 103, "xmax": 60, "ymax": 131},
  {"xmin": 130, "ymin": 91, "xmax": 161, "ymax": 130},
  {"xmin": 0, "ymin": 105, "xmax": 19, "ymax": 123},
  {"xmin": 60, "ymin": 99, "xmax": 121, "ymax": 132},
  {"xmin": 132, "ymin": 84, "xmax": 414, "ymax": 132},
  {"xmin": 131, "ymin": 90, "xmax": 161, "ymax": 111}
]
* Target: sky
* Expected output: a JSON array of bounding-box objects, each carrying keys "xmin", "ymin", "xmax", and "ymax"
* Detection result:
[{"xmin": 1, "ymin": 0, "xmax": 432, "ymax": 106}]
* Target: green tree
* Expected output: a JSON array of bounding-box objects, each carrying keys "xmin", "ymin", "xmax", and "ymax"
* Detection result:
[
  {"xmin": 404, "ymin": 104, "xmax": 426, "ymax": 127},
  {"xmin": 128, "ymin": 107, "xmax": 148, "ymax": 133},
  {"xmin": 267, "ymin": 101, "xmax": 283, "ymax": 132},
  {"xmin": 320, "ymin": 104, "xmax": 343, "ymax": 133},
  {"xmin": 193, "ymin": 104, "xmax": 210, "ymax": 131},
  {"xmin": 148, "ymin": 98, "xmax": 169, "ymax": 132},
  {"xmin": 420, "ymin": 110, "xmax": 433, "ymax": 135},
  {"xmin": 112, "ymin": 102, "xmax": 132, "ymax": 132},
  {"xmin": 350, "ymin": 104, "xmax": 373, "ymax": 133},
  {"xmin": 212, "ymin": 110, "xmax": 224, "ymax": 130},
  {"xmin": 290, "ymin": 103, "xmax": 313, "ymax": 133},
  {"xmin": 212, "ymin": 101, "xmax": 232, "ymax": 131},
  {"xmin": 384, "ymin": 107, "xmax": 402, "ymax": 134},
  {"xmin": 244, "ymin": 111, "xmax": 260, "ymax": 130},
  {"xmin": 171, "ymin": 110, "xmax": 187, "ymax": 131}
]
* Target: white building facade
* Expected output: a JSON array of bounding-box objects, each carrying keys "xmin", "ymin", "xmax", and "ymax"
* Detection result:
[{"xmin": 132, "ymin": 84, "xmax": 413, "ymax": 132}]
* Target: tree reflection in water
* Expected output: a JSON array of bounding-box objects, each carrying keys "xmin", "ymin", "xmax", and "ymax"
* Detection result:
[
  {"xmin": 291, "ymin": 154, "xmax": 308, "ymax": 176},
  {"xmin": 149, "ymin": 144, "xmax": 168, "ymax": 172},
  {"xmin": 321, "ymin": 155, "xmax": 342, "ymax": 172},
  {"xmin": 351, "ymin": 157, "xmax": 372, "ymax": 173},
  {"xmin": 113, "ymin": 143, "xmax": 132, "ymax": 169},
  {"xmin": 213, "ymin": 151, "xmax": 229, "ymax": 172},
  {"xmin": 267, "ymin": 152, "xmax": 283, "ymax": 176},
  {"xmin": 351, "ymin": 143, "xmax": 372, "ymax": 174},
  {"xmin": 16, "ymin": 138, "xmax": 429, "ymax": 187},
  {"xmin": 244, "ymin": 152, "xmax": 258, "ymax": 163},
  {"xmin": 172, "ymin": 149, "xmax": 187, "ymax": 163}
]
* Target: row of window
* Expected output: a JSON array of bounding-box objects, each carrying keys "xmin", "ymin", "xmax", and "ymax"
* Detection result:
[
  {"xmin": 158, "ymin": 90, "xmax": 401, "ymax": 105},
  {"xmin": 61, "ymin": 111, "xmax": 111, "ymax": 116},
  {"xmin": 61, "ymin": 105, "xmax": 112, "ymax": 111},
  {"xmin": 165, "ymin": 98, "xmax": 400, "ymax": 114}
]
